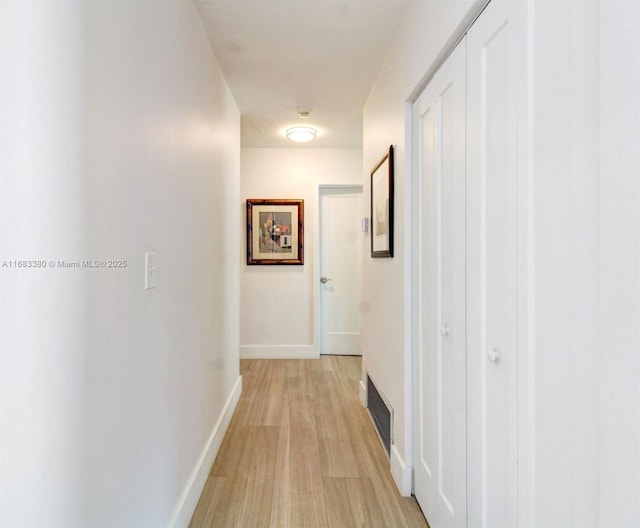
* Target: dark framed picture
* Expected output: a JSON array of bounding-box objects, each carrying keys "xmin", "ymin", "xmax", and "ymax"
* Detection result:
[
  {"xmin": 370, "ymin": 145, "xmax": 394, "ymax": 258},
  {"xmin": 246, "ymin": 199, "xmax": 304, "ymax": 265}
]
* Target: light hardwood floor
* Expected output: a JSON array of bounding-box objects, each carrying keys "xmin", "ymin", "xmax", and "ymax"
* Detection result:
[{"xmin": 189, "ymin": 356, "xmax": 429, "ymax": 528}]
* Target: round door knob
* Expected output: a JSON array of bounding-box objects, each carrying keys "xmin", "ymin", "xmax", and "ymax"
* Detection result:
[
  {"xmin": 488, "ymin": 347, "xmax": 501, "ymax": 363},
  {"xmin": 441, "ymin": 325, "xmax": 450, "ymax": 337}
]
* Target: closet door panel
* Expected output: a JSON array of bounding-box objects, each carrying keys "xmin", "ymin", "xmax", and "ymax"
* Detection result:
[
  {"xmin": 466, "ymin": 1, "xmax": 520, "ymax": 527},
  {"xmin": 413, "ymin": 38, "xmax": 467, "ymax": 528}
]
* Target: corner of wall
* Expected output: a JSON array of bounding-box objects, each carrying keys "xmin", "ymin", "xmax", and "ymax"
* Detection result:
[
  {"xmin": 359, "ymin": 378, "xmax": 367, "ymax": 407},
  {"xmin": 169, "ymin": 375, "xmax": 242, "ymax": 528},
  {"xmin": 390, "ymin": 444, "xmax": 413, "ymax": 497}
]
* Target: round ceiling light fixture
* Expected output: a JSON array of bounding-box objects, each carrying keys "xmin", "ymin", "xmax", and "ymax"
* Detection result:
[{"xmin": 286, "ymin": 126, "xmax": 317, "ymax": 143}]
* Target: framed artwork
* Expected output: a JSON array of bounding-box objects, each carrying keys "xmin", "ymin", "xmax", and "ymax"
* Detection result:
[
  {"xmin": 370, "ymin": 145, "xmax": 394, "ymax": 258},
  {"xmin": 246, "ymin": 199, "xmax": 304, "ymax": 265}
]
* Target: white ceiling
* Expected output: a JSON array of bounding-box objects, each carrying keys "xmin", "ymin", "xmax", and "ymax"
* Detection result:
[{"xmin": 195, "ymin": 0, "xmax": 410, "ymax": 148}]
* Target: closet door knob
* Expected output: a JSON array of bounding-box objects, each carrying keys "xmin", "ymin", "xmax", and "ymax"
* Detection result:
[
  {"xmin": 441, "ymin": 325, "xmax": 450, "ymax": 337},
  {"xmin": 488, "ymin": 347, "xmax": 501, "ymax": 363}
]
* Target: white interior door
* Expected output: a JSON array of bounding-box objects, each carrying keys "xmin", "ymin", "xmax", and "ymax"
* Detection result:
[
  {"xmin": 466, "ymin": 1, "xmax": 520, "ymax": 526},
  {"xmin": 319, "ymin": 186, "xmax": 363, "ymax": 355},
  {"xmin": 413, "ymin": 39, "xmax": 467, "ymax": 528}
]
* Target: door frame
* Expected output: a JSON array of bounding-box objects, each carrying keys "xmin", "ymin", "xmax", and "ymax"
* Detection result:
[{"xmin": 314, "ymin": 183, "xmax": 364, "ymax": 356}]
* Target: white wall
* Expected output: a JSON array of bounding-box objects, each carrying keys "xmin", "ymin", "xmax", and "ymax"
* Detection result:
[
  {"xmin": 362, "ymin": 0, "xmax": 482, "ymax": 494},
  {"xmin": 0, "ymin": 2, "xmax": 241, "ymax": 527},
  {"xmin": 240, "ymin": 148, "xmax": 362, "ymax": 358},
  {"xmin": 529, "ymin": 2, "xmax": 640, "ymax": 525},
  {"xmin": 0, "ymin": 5, "xmax": 88, "ymax": 525},
  {"xmin": 597, "ymin": 5, "xmax": 640, "ymax": 522}
]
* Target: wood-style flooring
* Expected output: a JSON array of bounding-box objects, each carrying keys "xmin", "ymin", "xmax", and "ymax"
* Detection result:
[{"xmin": 189, "ymin": 356, "xmax": 429, "ymax": 528}]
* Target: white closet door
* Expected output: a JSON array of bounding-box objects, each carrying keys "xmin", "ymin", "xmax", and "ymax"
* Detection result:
[
  {"xmin": 466, "ymin": 1, "xmax": 521, "ymax": 526},
  {"xmin": 413, "ymin": 39, "xmax": 467, "ymax": 528}
]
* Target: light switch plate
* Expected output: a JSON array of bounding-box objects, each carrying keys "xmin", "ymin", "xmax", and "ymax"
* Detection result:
[{"xmin": 145, "ymin": 252, "xmax": 157, "ymax": 290}]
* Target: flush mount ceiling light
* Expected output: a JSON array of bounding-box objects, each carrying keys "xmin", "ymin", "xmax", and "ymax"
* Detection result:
[{"xmin": 286, "ymin": 126, "xmax": 317, "ymax": 143}]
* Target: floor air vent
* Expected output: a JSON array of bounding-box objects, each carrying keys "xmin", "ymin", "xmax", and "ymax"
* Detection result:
[{"xmin": 367, "ymin": 374, "xmax": 392, "ymax": 456}]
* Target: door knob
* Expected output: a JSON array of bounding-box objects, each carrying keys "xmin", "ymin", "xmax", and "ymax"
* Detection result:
[
  {"xmin": 488, "ymin": 347, "xmax": 501, "ymax": 363},
  {"xmin": 441, "ymin": 325, "xmax": 450, "ymax": 337},
  {"xmin": 320, "ymin": 277, "xmax": 332, "ymax": 284}
]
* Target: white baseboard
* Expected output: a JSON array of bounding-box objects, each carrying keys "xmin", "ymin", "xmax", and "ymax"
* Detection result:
[
  {"xmin": 169, "ymin": 375, "xmax": 242, "ymax": 528},
  {"xmin": 390, "ymin": 445, "xmax": 413, "ymax": 497},
  {"xmin": 240, "ymin": 344, "xmax": 318, "ymax": 359},
  {"xmin": 359, "ymin": 379, "xmax": 367, "ymax": 407}
]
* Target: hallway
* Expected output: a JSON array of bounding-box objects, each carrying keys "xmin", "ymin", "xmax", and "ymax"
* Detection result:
[{"xmin": 189, "ymin": 356, "xmax": 427, "ymax": 527}]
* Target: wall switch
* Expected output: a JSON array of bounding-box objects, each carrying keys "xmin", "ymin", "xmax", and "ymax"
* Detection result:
[
  {"xmin": 145, "ymin": 252, "xmax": 157, "ymax": 290},
  {"xmin": 362, "ymin": 217, "xmax": 369, "ymax": 233}
]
